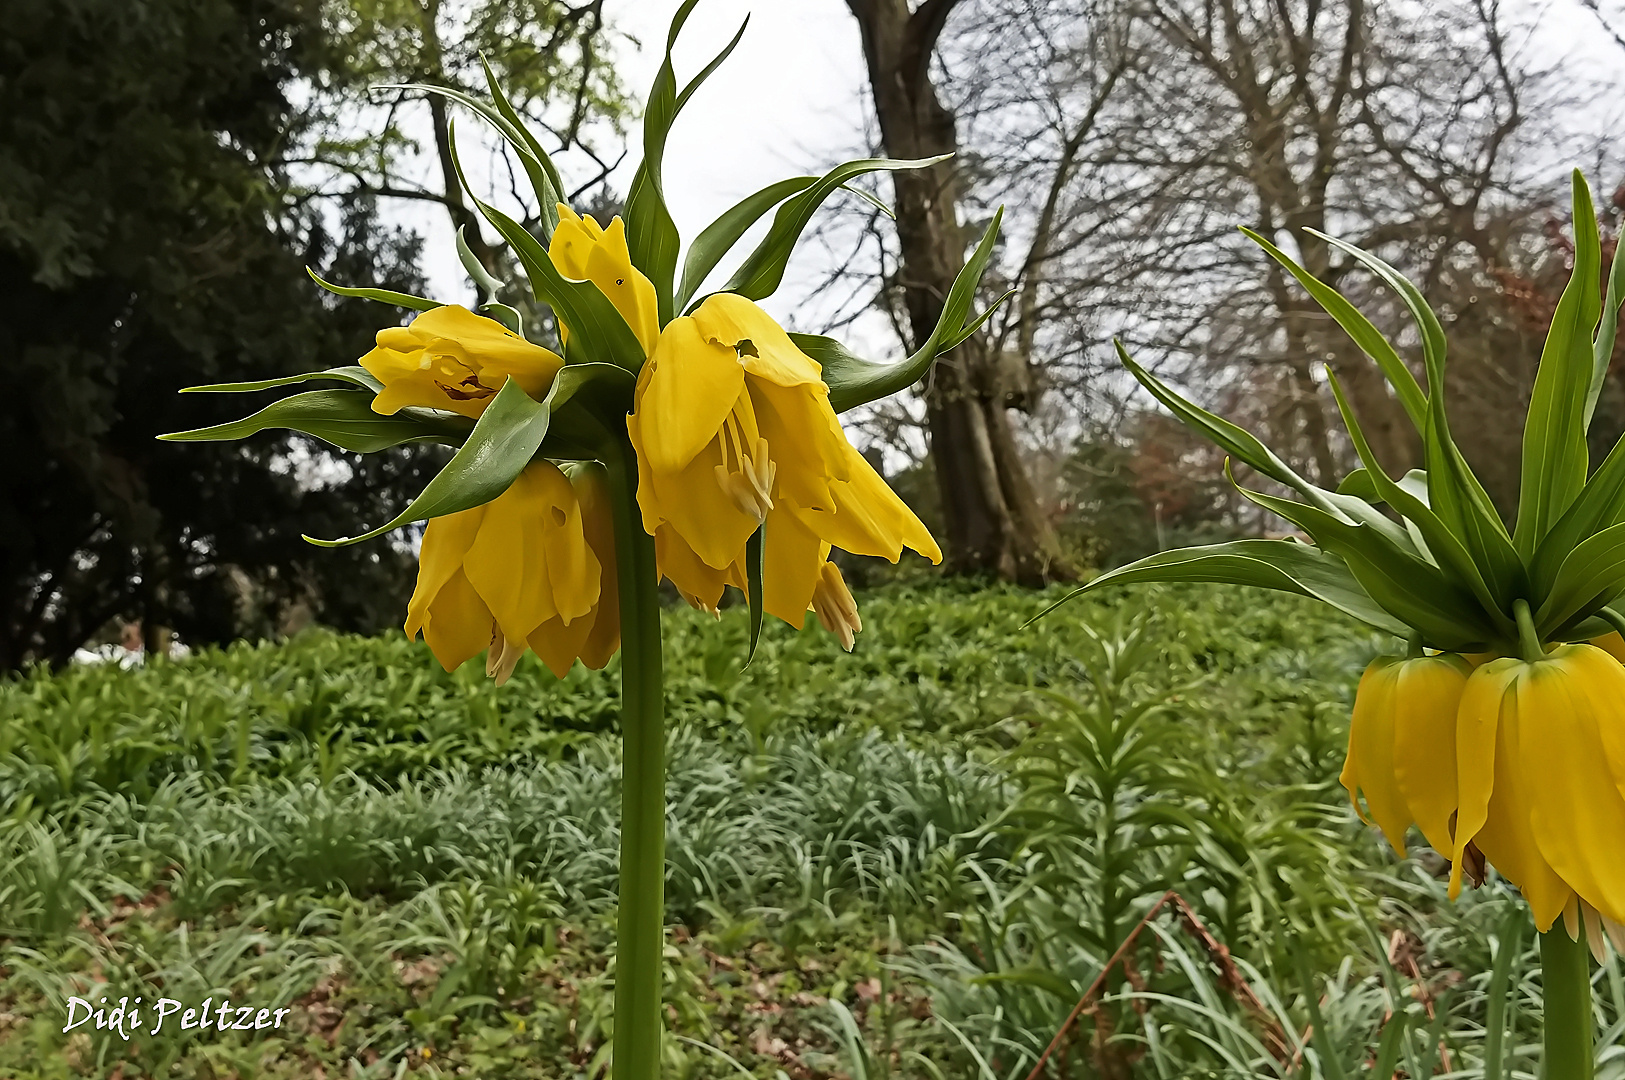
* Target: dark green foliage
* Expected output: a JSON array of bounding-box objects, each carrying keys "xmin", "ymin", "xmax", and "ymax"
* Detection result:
[{"xmin": 0, "ymin": 0, "xmax": 438, "ymax": 669}]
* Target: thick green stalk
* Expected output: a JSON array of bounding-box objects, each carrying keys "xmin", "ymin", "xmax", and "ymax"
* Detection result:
[
  {"xmin": 1540, "ymin": 927, "xmax": 1594, "ymax": 1080},
  {"xmin": 605, "ymin": 440, "xmax": 665, "ymax": 1080}
]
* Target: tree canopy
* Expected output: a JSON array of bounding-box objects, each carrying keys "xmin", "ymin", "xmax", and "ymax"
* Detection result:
[{"xmin": 0, "ymin": 0, "xmax": 441, "ymax": 668}]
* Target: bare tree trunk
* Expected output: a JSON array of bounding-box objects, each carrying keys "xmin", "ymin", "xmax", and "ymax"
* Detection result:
[{"xmin": 845, "ymin": 0, "xmax": 1071, "ymax": 584}]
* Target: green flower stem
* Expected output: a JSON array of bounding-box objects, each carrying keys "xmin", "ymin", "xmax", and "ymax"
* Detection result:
[
  {"xmin": 1540, "ymin": 926, "xmax": 1594, "ymax": 1080},
  {"xmin": 604, "ymin": 439, "xmax": 666, "ymax": 1080},
  {"xmin": 1514, "ymin": 599, "xmax": 1546, "ymax": 662}
]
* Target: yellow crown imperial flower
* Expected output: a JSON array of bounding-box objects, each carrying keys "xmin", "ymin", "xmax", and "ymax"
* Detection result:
[
  {"xmin": 1450, "ymin": 645, "xmax": 1625, "ymax": 942},
  {"xmin": 359, "ymin": 305, "xmax": 563, "ymax": 419},
  {"xmin": 1341, "ymin": 653, "xmax": 1471, "ymax": 858},
  {"xmin": 548, "ymin": 205, "xmax": 660, "ymax": 357},
  {"xmin": 405, "ymin": 460, "xmax": 605, "ymax": 682},
  {"xmin": 627, "ymin": 293, "xmax": 939, "ymax": 639}
]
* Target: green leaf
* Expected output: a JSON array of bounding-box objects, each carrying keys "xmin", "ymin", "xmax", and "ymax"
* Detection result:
[
  {"xmin": 446, "ymin": 124, "xmax": 646, "ymax": 370},
  {"xmin": 1292, "ymin": 943, "xmax": 1348, "ymax": 1080},
  {"xmin": 392, "ymin": 72, "xmax": 562, "ymax": 240},
  {"xmin": 743, "ymin": 525, "xmax": 765, "ymax": 666},
  {"xmin": 1483, "ymin": 904, "xmax": 1525, "ymax": 1080},
  {"xmin": 1234, "ymin": 470, "xmax": 1495, "ymax": 649},
  {"xmin": 1588, "ymin": 200, "xmax": 1625, "ymax": 427},
  {"xmin": 1325, "ymin": 368, "xmax": 1512, "ymax": 632},
  {"xmin": 1373, "ymin": 1013, "xmax": 1409, "ymax": 1080},
  {"xmin": 626, "ymin": 1, "xmax": 747, "ymax": 324},
  {"xmin": 1118, "ymin": 344, "xmax": 1303, "ymax": 491},
  {"xmin": 1309, "ymin": 225, "xmax": 1519, "ymax": 583},
  {"xmin": 720, "ymin": 154, "xmax": 952, "ymax": 303},
  {"xmin": 1533, "ymin": 429, "xmax": 1625, "ymax": 595},
  {"xmin": 306, "ymin": 267, "xmax": 439, "ymax": 311},
  {"xmin": 1310, "ymin": 229, "xmax": 1447, "ymax": 399},
  {"xmin": 1337, "ymin": 468, "xmax": 1379, "ymax": 500},
  {"xmin": 458, "ymin": 224, "xmax": 505, "ymax": 302},
  {"xmin": 810, "ymin": 209, "xmax": 1007, "ymax": 413},
  {"xmin": 1241, "ymin": 227, "xmax": 1427, "ymax": 430},
  {"xmin": 1515, "ymin": 171, "xmax": 1603, "ymax": 556},
  {"xmin": 480, "ymin": 54, "xmax": 563, "ymax": 239},
  {"xmin": 301, "ymin": 366, "xmax": 634, "ymax": 549},
  {"xmin": 676, "ymin": 176, "xmax": 818, "ymax": 311},
  {"xmin": 1034, "ymin": 539, "xmax": 1410, "ymax": 636},
  {"xmin": 479, "ymin": 302, "xmax": 523, "ymax": 337},
  {"xmin": 1532, "ymin": 519, "xmax": 1625, "ymax": 633},
  {"xmin": 158, "ymin": 389, "xmax": 468, "ymax": 453},
  {"xmin": 179, "ymin": 365, "xmax": 383, "ymax": 395}
]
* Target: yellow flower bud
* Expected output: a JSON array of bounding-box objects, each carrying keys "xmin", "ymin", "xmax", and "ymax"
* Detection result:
[{"xmin": 548, "ymin": 205, "xmax": 660, "ymax": 357}]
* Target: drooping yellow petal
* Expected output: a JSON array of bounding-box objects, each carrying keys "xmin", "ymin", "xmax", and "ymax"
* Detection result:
[
  {"xmin": 1526, "ymin": 645, "xmax": 1625, "ymax": 923},
  {"xmin": 1458, "ymin": 659, "xmax": 1573, "ymax": 929},
  {"xmin": 1391, "ymin": 653, "xmax": 1471, "ymax": 854},
  {"xmin": 631, "ymin": 316, "xmax": 747, "ymax": 474},
  {"xmin": 793, "ymin": 445, "xmax": 942, "ymax": 565},
  {"xmin": 653, "ymin": 524, "xmax": 741, "ymax": 614},
  {"xmin": 1340, "ymin": 658, "xmax": 1412, "ymax": 855},
  {"xmin": 1451, "ymin": 658, "xmax": 1521, "ymax": 899},
  {"xmin": 418, "ymin": 569, "xmax": 496, "ymax": 673},
  {"xmin": 463, "ymin": 462, "xmax": 599, "ymax": 645},
  {"xmin": 762, "ymin": 506, "xmax": 828, "ymax": 628},
  {"xmin": 1592, "ymin": 632, "xmax": 1625, "ymax": 664},
  {"xmin": 749, "ymin": 379, "xmax": 847, "ymax": 512},
  {"xmin": 634, "ymin": 415, "xmax": 760, "ymax": 569},
  {"xmin": 405, "ymin": 507, "xmax": 487, "ymax": 640}
]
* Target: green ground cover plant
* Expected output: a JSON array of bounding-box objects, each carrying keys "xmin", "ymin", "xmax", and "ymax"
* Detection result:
[{"xmin": 2, "ymin": 582, "xmax": 1618, "ymax": 1077}]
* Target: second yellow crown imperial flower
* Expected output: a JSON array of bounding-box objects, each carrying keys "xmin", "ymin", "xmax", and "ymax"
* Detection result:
[
  {"xmin": 1341, "ymin": 653, "xmax": 1472, "ymax": 858},
  {"xmin": 405, "ymin": 461, "xmax": 616, "ymax": 682},
  {"xmin": 627, "ymin": 293, "xmax": 939, "ymax": 638},
  {"xmin": 359, "ymin": 305, "xmax": 563, "ymax": 418},
  {"xmin": 1451, "ymin": 645, "xmax": 1625, "ymax": 934}
]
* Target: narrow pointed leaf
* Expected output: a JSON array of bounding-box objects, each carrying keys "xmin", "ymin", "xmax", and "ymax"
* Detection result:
[
  {"xmin": 306, "ymin": 267, "xmax": 439, "ymax": 312},
  {"xmin": 458, "ymin": 225, "xmax": 505, "ymax": 302},
  {"xmin": 1034, "ymin": 539, "xmax": 1410, "ymax": 636},
  {"xmin": 1532, "ymin": 519, "xmax": 1625, "ymax": 633},
  {"xmin": 1588, "ymin": 183, "xmax": 1625, "ymax": 426},
  {"xmin": 1242, "ymin": 226, "xmax": 1427, "ymax": 430},
  {"xmin": 721, "ymin": 154, "xmax": 952, "ymax": 303},
  {"xmin": 1515, "ymin": 171, "xmax": 1602, "ymax": 555},
  {"xmin": 1325, "ymin": 368, "xmax": 1511, "ymax": 630},
  {"xmin": 744, "ymin": 524, "xmax": 765, "ymax": 666},
  {"xmin": 677, "ymin": 176, "xmax": 818, "ymax": 310},
  {"xmin": 480, "ymin": 54, "xmax": 563, "ymax": 238},
  {"xmin": 448, "ymin": 125, "xmax": 646, "ymax": 369},
  {"xmin": 179, "ymin": 365, "xmax": 383, "ymax": 395},
  {"xmin": 810, "ymin": 209, "xmax": 1005, "ymax": 413},
  {"xmin": 1533, "ymin": 428, "xmax": 1625, "ymax": 595},
  {"xmin": 626, "ymin": 1, "xmax": 745, "ymax": 323},
  {"xmin": 1235, "ymin": 471, "xmax": 1493, "ymax": 648},
  {"xmin": 394, "ymin": 78, "xmax": 559, "ymax": 237},
  {"xmin": 159, "ymin": 389, "xmax": 468, "ymax": 453}
]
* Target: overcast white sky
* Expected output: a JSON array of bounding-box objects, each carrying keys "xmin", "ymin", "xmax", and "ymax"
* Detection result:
[
  {"xmin": 395, "ymin": 0, "xmax": 1625, "ymax": 361},
  {"xmin": 410, "ymin": 0, "xmax": 881, "ymax": 339}
]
